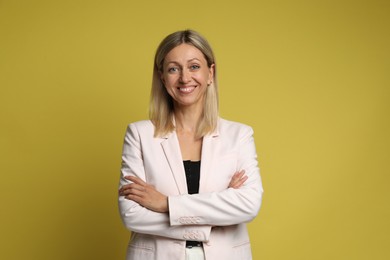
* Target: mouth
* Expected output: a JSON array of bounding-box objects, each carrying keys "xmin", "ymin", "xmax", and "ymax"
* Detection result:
[{"xmin": 177, "ymin": 86, "xmax": 196, "ymax": 93}]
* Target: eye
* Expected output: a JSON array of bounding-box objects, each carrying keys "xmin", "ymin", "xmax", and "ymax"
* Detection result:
[
  {"xmin": 168, "ymin": 67, "xmax": 179, "ymax": 73},
  {"xmin": 190, "ymin": 64, "xmax": 200, "ymax": 70}
]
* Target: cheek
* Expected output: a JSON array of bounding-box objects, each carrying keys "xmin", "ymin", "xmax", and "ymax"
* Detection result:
[
  {"xmin": 163, "ymin": 75, "xmax": 178, "ymax": 87},
  {"xmin": 163, "ymin": 79, "xmax": 179, "ymax": 96},
  {"xmin": 195, "ymin": 72, "xmax": 210, "ymax": 84},
  {"xmin": 202, "ymin": 69, "xmax": 212, "ymax": 80}
]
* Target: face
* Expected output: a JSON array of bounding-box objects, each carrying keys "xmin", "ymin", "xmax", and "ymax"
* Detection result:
[{"xmin": 160, "ymin": 43, "xmax": 214, "ymax": 110}]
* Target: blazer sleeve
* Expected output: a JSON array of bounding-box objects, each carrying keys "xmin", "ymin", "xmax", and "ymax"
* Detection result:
[
  {"xmin": 118, "ymin": 123, "xmax": 211, "ymax": 241},
  {"xmin": 168, "ymin": 125, "xmax": 263, "ymax": 226}
]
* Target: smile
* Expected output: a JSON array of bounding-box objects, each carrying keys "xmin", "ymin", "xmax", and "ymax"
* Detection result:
[{"xmin": 178, "ymin": 86, "xmax": 196, "ymax": 93}]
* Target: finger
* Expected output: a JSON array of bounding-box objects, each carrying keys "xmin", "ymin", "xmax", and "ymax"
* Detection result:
[
  {"xmin": 231, "ymin": 170, "xmax": 245, "ymax": 183},
  {"xmin": 119, "ymin": 183, "xmax": 132, "ymax": 191},
  {"xmin": 235, "ymin": 172, "xmax": 244, "ymax": 181},
  {"xmin": 119, "ymin": 182, "xmax": 141, "ymax": 193},
  {"xmin": 128, "ymin": 183, "xmax": 147, "ymax": 192},
  {"xmin": 229, "ymin": 171, "xmax": 248, "ymax": 189},
  {"xmin": 236, "ymin": 175, "xmax": 248, "ymax": 187},
  {"xmin": 125, "ymin": 194, "xmax": 144, "ymax": 203},
  {"xmin": 231, "ymin": 172, "xmax": 240, "ymax": 182},
  {"xmin": 125, "ymin": 175, "xmax": 147, "ymax": 186},
  {"xmin": 121, "ymin": 185, "xmax": 148, "ymax": 198},
  {"xmin": 118, "ymin": 185, "xmax": 129, "ymax": 195},
  {"xmin": 119, "ymin": 183, "xmax": 146, "ymax": 196},
  {"xmin": 234, "ymin": 170, "xmax": 245, "ymax": 179},
  {"xmin": 234, "ymin": 170, "xmax": 244, "ymax": 176}
]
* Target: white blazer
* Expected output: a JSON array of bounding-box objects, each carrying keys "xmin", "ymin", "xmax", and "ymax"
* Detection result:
[{"xmin": 119, "ymin": 118, "xmax": 263, "ymax": 260}]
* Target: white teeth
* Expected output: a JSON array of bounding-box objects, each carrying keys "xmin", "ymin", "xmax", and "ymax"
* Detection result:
[{"xmin": 179, "ymin": 86, "xmax": 195, "ymax": 93}]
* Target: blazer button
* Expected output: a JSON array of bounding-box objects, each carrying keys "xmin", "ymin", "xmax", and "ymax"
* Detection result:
[{"xmin": 179, "ymin": 217, "xmax": 187, "ymax": 224}]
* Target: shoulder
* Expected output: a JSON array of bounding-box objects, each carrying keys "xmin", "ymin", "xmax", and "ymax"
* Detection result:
[
  {"xmin": 217, "ymin": 118, "xmax": 254, "ymax": 136},
  {"xmin": 126, "ymin": 120, "xmax": 155, "ymax": 136},
  {"xmin": 128, "ymin": 120, "xmax": 154, "ymax": 129}
]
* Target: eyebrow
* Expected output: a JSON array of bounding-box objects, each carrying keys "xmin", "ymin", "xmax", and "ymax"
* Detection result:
[{"xmin": 165, "ymin": 58, "xmax": 202, "ymax": 65}]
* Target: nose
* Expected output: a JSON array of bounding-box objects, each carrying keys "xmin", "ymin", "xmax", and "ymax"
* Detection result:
[{"xmin": 179, "ymin": 69, "xmax": 191, "ymax": 83}]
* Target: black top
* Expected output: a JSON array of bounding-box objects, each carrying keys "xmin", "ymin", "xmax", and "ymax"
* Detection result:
[
  {"xmin": 183, "ymin": 160, "xmax": 201, "ymax": 194},
  {"xmin": 183, "ymin": 160, "xmax": 202, "ymax": 248}
]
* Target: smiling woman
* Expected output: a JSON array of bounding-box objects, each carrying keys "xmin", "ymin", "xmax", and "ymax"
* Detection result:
[
  {"xmin": 161, "ymin": 44, "xmax": 214, "ymax": 110},
  {"xmin": 118, "ymin": 30, "xmax": 263, "ymax": 260},
  {"xmin": 150, "ymin": 30, "xmax": 219, "ymax": 140}
]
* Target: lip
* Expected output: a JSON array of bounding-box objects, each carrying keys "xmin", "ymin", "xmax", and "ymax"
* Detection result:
[{"xmin": 177, "ymin": 86, "xmax": 196, "ymax": 94}]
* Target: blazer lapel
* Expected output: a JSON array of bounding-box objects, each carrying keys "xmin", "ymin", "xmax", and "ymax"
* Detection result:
[
  {"xmin": 199, "ymin": 125, "xmax": 220, "ymax": 193},
  {"xmin": 161, "ymin": 131, "xmax": 187, "ymax": 194}
]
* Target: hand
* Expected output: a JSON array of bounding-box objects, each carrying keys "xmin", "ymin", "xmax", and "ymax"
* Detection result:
[
  {"xmin": 228, "ymin": 170, "xmax": 248, "ymax": 189},
  {"xmin": 119, "ymin": 176, "xmax": 169, "ymax": 213}
]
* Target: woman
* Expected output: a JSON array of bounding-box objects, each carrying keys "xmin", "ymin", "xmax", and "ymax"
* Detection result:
[{"xmin": 118, "ymin": 30, "xmax": 263, "ymax": 260}]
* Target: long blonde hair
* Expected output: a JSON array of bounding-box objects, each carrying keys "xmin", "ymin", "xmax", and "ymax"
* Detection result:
[{"xmin": 150, "ymin": 30, "xmax": 219, "ymax": 138}]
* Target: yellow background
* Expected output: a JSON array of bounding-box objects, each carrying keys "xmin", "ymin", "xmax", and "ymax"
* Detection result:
[{"xmin": 1, "ymin": 0, "xmax": 389, "ymax": 259}]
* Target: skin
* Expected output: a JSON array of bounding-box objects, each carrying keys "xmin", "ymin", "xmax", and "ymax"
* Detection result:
[
  {"xmin": 119, "ymin": 44, "xmax": 248, "ymax": 213},
  {"xmin": 161, "ymin": 43, "xmax": 214, "ymax": 112},
  {"xmin": 162, "ymin": 43, "xmax": 213, "ymax": 162}
]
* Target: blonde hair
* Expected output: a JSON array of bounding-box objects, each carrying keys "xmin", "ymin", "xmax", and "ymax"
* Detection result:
[{"xmin": 150, "ymin": 30, "xmax": 218, "ymax": 138}]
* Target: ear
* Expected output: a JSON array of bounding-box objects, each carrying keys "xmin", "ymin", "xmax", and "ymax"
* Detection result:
[{"xmin": 208, "ymin": 64, "xmax": 215, "ymax": 85}]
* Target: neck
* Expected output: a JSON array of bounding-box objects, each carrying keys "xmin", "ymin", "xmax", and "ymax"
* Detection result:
[{"xmin": 174, "ymin": 105, "xmax": 203, "ymax": 133}]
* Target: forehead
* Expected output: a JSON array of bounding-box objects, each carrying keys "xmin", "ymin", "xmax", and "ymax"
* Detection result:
[{"xmin": 164, "ymin": 43, "xmax": 206, "ymax": 63}]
